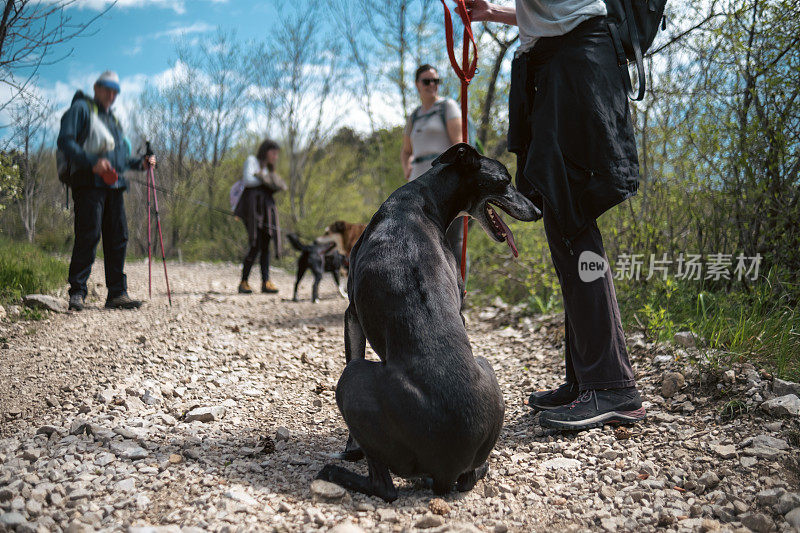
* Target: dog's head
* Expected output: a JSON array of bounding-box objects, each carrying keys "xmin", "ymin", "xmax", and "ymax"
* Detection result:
[
  {"xmin": 432, "ymin": 143, "xmax": 541, "ymax": 258},
  {"xmin": 325, "ymin": 221, "xmax": 348, "ymax": 235},
  {"xmin": 316, "ymin": 222, "xmax": 346, "ymax": 253}
]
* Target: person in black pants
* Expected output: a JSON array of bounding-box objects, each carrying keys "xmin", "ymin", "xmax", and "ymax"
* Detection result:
[
  {"xmin": 58, "ymin": 71, "xmax": 155, "ymax": 311},
  {"xmin": 234, "ymin": 139, "xmax": 286, "ymax": 294},
  {"xmin": 464, "ymin": 0, "xmax": 646, "ymax": 431}
]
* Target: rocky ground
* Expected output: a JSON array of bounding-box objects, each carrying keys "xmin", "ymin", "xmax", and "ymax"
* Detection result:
[{"xmin": 1, "ymin": 260, "xmax": 799, "ymax": 533}]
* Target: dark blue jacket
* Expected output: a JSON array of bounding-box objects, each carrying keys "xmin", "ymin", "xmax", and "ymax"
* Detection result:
[{"xmin": 57, "ymin": 90, "xmax": 142, "ymax": 190}]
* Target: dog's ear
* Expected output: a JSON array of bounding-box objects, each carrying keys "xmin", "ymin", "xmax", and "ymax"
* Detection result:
[{"xmin": 432, "ymin": 143, "xmax": 480, "ymax": 171}]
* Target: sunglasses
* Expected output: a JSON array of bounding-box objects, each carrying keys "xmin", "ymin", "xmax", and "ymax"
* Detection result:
[{"xmin": 420, "ymin": 78, "xmax": 442, "ymax": 86}]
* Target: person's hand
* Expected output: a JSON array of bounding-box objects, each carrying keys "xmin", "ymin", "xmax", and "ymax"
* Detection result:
[
  {"xmin": 458, "ymin": 0, "xmax": 493, "ymax": 22},
  {"xmin": 404, "ymin": 166, "xmax": 412, "ymax": 181},
  {"xmin": 144, "ymin": 155, "xmax": 156, "ymax": 168},
  {"xmin": 92, "ymin": 158, "xmax": 112, "ymax": 175}
]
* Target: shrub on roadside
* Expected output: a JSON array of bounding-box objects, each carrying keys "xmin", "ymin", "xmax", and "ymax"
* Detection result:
[{"xmin": 0, "ymin": 237, "xmax": 67, "ymax": 304}]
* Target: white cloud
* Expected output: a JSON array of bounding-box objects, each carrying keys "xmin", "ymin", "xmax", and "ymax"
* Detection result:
[
  {"xmin": 63, "ymin": 0, "xmax": 229, "ymax": 15},
  {"xmin": 71, "ymin": 0, "xmax": 188, "ymax": 15},
  {"xmin": 152, "ymin": 22, "xmax": 215, "ymax": 40}
]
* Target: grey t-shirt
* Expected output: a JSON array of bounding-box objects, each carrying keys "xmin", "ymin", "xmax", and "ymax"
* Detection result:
[
  {"xmin": 404, "ymin": 98, "xmax": 461, "ymax": 181},
  {"xmin": 516, "ymin": 0, "xmax": 607, "ymax": 55}
]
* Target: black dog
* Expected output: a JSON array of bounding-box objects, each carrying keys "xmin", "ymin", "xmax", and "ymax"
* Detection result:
[
  {"xmin": 286, "ymin": 233, "xmax": 347, "ymax": 303},
  {"xmin": 316, "ymin": 144, "xmax": 540, "ymax": 501}
]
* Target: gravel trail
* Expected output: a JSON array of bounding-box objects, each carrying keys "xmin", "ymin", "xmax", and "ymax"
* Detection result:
[{"xmin": 1, "ymin": 261, "xmax": 799, "ymax": 532}]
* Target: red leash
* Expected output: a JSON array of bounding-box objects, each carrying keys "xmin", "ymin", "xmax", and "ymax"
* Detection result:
[{"xmin": 440, "ymin": 0, "xmax": 478, "ymax": 286}]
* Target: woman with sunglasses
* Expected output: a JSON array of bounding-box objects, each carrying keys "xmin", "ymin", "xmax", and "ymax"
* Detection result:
[{"xmin": 401, "ymin": 64, "xmax": 469, "ymax": 279}]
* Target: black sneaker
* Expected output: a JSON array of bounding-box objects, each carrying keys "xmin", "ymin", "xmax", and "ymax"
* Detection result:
[
  {"xmin": 538, "ymin": 388, "xmax": 646, "ymax": 431},
  {"xmin": 105, "ymin": 294, "xmax": 143, "ymax": 309},
  {"xmin": 68, "ymin": 294, "xmax": 85, "ymax": 311},
  {"xmin": 527, "ymin": 382, "xmax": 579, "ymax": 411}
]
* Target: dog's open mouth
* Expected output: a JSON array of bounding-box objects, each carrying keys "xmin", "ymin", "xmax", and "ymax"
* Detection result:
[{"xmin": 486, "ymin": 203, "xmax": 519, "ymax": 258}]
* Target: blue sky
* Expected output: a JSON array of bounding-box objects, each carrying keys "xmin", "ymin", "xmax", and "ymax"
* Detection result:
[
  {"xmin": 2, "ymin": 0, "xmax": 405, "ymax": 136},
  {"xmin": 2, "ymin": 0, "xmax": 523, "ymax": 139},
  {"xmin": 40, "ymin": 0, "xmax": 280, "ymax": 88}
]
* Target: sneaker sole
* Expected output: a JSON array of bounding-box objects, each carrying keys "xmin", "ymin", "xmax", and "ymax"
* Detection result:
[{"xmin": 539, "ymin": 407, "xmax": 646, "ymax": 430}]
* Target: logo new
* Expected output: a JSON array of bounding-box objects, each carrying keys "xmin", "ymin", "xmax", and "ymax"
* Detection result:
[{"xmin": 578, "ymin": 251, "xmax": 608, "ymax": 282}]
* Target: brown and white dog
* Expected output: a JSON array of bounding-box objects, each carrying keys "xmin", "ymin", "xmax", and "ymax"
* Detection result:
[{"xmin": 316, "ymin": 220, "xmax": 367, "ymax": 258}]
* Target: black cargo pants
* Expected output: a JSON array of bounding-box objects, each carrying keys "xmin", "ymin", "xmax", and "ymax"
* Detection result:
[
  {"xmin": 68, "ymin": 187, "xmax": 129, "ymax": 299},
  {"xmin": 542, "ymin": 202, "xmax": 635, "ymax": 390}
]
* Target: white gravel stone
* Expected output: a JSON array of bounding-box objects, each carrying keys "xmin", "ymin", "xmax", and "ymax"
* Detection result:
[
  {"xmin": 785, "ymin": 507, "xmax": 800, "ymax": 529},
  {"xmin": 761, "ymin": 394, "xmax": 800, "ymax": 417},
  {"xmin": 773, "ymin": 378, "xmax": 800, "ymax": 397},
  {"xmin": 541, "ymin": 458, "xmax": 581, "ymax": 470},
  {"xmin": 109, "ymin": 441, "xmax": 148, "ymax": 460},
  {"xmin": 184, "ymin": 406, "xmax": 225, "ymax": 422}
]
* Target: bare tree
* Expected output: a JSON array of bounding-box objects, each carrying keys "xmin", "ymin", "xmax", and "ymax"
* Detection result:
[
  {"xmin": 255, "ymin": 3, "xmax": 345, "ymax": 225},
  {"xmin": 359, "ymin": 0, "xmax": 443, "ymax": 120},
  {"xmin": 476, "ymin": 24, "xmax": 518, "ymax": 155},
  {"xmin": 0, "ymin": 0, "xmax": 110, "ymax": 112},
  {"xmin": 176, "ymin": 30, "xmax": 251, "ymax": 235},
  {"xmin": 9, "ymin": 92, "xmax": 50, "ymax": 242}
]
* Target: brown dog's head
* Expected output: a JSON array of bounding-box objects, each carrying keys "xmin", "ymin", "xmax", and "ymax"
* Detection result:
[{"xmin": 327, "ymin": 221, "xmax": 347, "ymax": 234}]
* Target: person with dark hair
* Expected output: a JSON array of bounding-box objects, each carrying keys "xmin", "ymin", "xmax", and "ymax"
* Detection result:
[
  {"xmin": 400, "ymin": 64, "xmax": 469, "ymax": 279},
  {"xmin": 234, "ymin": 139, "xmax": 287, "ymax": 294},
  {"xmin": 462, "ymin": 0, "xmax": 645, "ymax": 431}
]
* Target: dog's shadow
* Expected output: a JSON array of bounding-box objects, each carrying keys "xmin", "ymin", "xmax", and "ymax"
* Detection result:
[{"xmin": 127, "ymin": 424, "xmax": 474, "ymax": 513}]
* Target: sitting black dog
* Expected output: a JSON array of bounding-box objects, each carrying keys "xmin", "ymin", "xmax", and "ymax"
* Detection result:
[
  {"xmin": 286, "ymin": 233, "xmax": 347, "ymax": 303},
  {"xmin": 316, "ymin": 144, "xmax": 541, "ymax": 501}
]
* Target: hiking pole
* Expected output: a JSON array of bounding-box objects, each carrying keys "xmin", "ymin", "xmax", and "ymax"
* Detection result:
[
  {"xmin": 146, "ymin": 149, "xmax": 153, "ymax": 299},
  {"xmin": 145, "ymin": 141, "xmax": 172, "ymax": 306}
]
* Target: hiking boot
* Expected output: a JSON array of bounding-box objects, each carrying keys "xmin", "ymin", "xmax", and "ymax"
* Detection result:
[
  {"xmin": 105, "ymin": 293, "xmax": 143, "ymax": 309},
  {"xmin": 68, "ymin": 293, "xmax": 85, "ymax": 311},
  {"xmin": 262, "ymin": 280, "xmax": 279, "ymax": 294},
  {"xmin": 538, "ymin": 388, "xmax": 646, "ymax": 431},
  {"xmin": 238, "ymin": 280, "xmax": 253, "ymax": 294},
  {"xmin": 527, "ymin": 382, "xmax": 579, "ymax": 411}
]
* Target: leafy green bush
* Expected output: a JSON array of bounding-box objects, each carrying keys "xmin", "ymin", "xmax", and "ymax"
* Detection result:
[{"xmin": 0, "ymin": 237, "xmax": 67, "ymax": 304}]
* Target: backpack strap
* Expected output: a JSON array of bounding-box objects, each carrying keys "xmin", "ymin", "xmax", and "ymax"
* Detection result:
[
  {"xmin": 622, "ymin": 0, "xmax": 646, "ymax": 101},
  {"xmin": 436, "ymin": 99, "xmax": 448, "ymax": 131}
]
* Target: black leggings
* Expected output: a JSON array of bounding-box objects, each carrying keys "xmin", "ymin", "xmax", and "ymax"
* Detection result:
[{"xmin": 242, "ymin": 231, "xmax": 271, "ymax": 282}]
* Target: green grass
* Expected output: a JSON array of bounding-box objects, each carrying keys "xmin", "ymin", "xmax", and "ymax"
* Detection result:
[
  {"xmin": 0, "ymin": 236, "xmax": 68, "ymax": 305},
  {"xmin": 614, "ymin": 272, "xmax": 799, "ymax": 381},
  {"xmin": 467, "ymin": 224, "xmax": 800, "ymax": 381}
]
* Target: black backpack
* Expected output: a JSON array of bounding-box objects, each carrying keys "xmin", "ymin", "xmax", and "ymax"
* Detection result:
[{"xmin": 604, "ymin": 0, "xmax": 668, "ymax": 101}]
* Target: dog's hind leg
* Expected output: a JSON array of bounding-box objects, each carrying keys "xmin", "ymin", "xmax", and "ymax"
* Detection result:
[
  {"xmin": 332, "ymin": 270, "xmax": 347, "ymax": 299},
  {"xmin": 293, "ymin": 259, "xmax": 308, "ymax": 302},
  {"xmin": 344, "ymin": 303, "xmax": 366, "ymax": 363},
  {"xmin": 312, "ymin": 272, "xmax": 322, "ymax": 303},
  {"xmin": 455, "ymin": 462, "xmax": 489, "ymax": 492},
  {"xmin": 316, "ymin": 458, "xmax": 398, "ymax": 502},
  {"xmin": 339, "ymin": 303, "xmax": 368, "ymax": 460}
]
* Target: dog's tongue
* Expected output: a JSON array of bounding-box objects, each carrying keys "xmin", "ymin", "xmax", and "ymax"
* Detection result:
[{"xmin": 492, "ymin": 209, "xmax": 519, "ymax": 258}]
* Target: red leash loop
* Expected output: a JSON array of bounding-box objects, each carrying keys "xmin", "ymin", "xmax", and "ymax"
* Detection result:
[{"xmin": 440, "ymin": 0, "xmax": 477, "ymax": 288}]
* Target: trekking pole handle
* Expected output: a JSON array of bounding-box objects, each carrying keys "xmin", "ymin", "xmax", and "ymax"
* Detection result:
[{"xmin": 145, "ymin": 140, "xmax": 154, "ymax": 158}]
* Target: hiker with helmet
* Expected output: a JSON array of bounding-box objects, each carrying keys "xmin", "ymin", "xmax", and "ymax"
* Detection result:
[
  {"xmin": 234, "ymin": 139, "xmax": 287, "ymax": 295},
  {"xmin": 463, "ymin": 0, "xmax": 647, "ymax": 431},
  {"xmin": 58, "ymin": 71, "xmax": 155, "ymax": 312},
  {"xmin": 400, "ymin": 64, "xmax": 470, "ymax": 279}
]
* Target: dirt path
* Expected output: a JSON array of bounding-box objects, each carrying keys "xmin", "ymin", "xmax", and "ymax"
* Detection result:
[{"xmin": 1, "ymin": 261, "xmax": 798, "ymax": 532}]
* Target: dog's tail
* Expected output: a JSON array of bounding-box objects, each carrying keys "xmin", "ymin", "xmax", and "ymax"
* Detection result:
[{"xmin": 286, "ymin": 233, "xmax": 311, "ymax": 252}]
